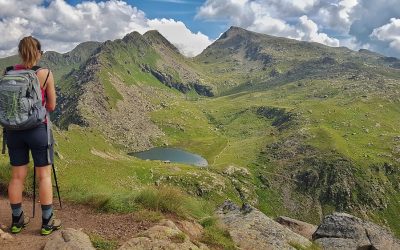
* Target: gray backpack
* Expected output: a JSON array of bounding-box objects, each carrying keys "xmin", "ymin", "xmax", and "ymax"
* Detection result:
[{"xmin": 0, "ymin": 66, "xmax": 47, "ymax": 130}]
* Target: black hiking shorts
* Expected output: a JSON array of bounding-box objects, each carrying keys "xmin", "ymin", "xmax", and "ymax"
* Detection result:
[{"xmin": 6, "ymin": 123, "xmax": 53, "ymax": 167}]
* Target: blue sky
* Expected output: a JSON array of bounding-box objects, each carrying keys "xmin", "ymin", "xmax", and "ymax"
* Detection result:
[
  {"xmin": 65, "ymin": 0, "xmax": 227, "ymax": 39},
  {"xmin": 0, "ymin": 0, "xmax": 399, "ymax": 58},
  {"xmin": 131, "ymin": 0, "xmax": 228, "ymax": 39}
]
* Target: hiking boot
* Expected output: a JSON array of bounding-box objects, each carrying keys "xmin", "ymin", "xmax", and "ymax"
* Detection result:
[
  {"xmin": 41, "ymin": 213, "xmax": 61, "ymax": 235},
  {"xmin": 11, "ymin": 212, "xmax": 30, "ymax": 234}
]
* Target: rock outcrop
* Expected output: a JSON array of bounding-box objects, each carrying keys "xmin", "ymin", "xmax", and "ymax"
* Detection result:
[
  {"xmin": 44, "ymin": 228, "xmax": 95, "ymax": 250},
  {"xmin": 217, "ymin": 201, "xmax": 312, "ymax": 250},
  {"xmin": 176, "ymin": 220, "xmax": 204, "ymax": 240},
  {"xmin": 119, "ymin": 219, "xmax": 208, "ymax": 250},
  {"xmin": 275, "ymin": 216, "xmax": 318, "ymax": 240},
  {"xmin": 313, "ymin": 213, "xmax": 400, "ymax": 250}
]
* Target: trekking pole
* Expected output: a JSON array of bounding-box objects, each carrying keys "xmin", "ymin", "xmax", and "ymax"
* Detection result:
[
  {"xmin": 52, "ymin": 163, "xmax": 62, "ymax": 209},
  {"xmin": 33, "ymin": 167, "xmax": 36, "ymax": 218},
  {"xmin": 46, "ymin": 110, "xmax": 62, "ymax": 209}
]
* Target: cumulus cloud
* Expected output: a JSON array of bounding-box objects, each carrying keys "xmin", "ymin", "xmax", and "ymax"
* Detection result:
[
  {"xmin": 371, "ymin": 18, "xmax": 400, "ymax": 55},
  {"xmin": 196, "ymin": 0, "xmax": 255, "ymax": 27},
  {"xmin": 316, "ymin": 0, "xmax": 358, "ymax": 33},
  {"xmin": 298, "ymin": 15, "xmax": 339, "ymax": 46},
  {"xmin": 348, "ymin": 0, "xmax": 400, "ymax": 57},
  {"xmin": 349, "ymin": 0, "xmax": 400, "ymax": 43},
  {"xmin": 197, "ymin": 0, "xmax": 339, "ymax": 47},
  {"xmin": 0, "ymin": 0, "xmax": 212, "ymax": 57},
  {"xmin": 266, "ymin": 0, "xmax": 319, "ymax": 16},
  {"xmin": 147, "ymin": 18, "xmax": 213, "ymax": 57},
  {"xmin": 247, "ymin": 15, "xmax": 298, "ymax": 39}
]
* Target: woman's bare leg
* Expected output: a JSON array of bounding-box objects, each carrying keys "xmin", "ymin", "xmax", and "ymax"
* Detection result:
[
  {"xmin": 36, "ymin": 165, "xmax": 52, "ymax": 205},
  {"xmin": 8, "ymin": 165, "xmax": 28, "ymax": 204}
]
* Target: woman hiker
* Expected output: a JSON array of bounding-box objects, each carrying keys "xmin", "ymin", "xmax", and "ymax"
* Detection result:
[{"xmin": 3, "ymin": 36, "xmax": 61, "ymax": 235}]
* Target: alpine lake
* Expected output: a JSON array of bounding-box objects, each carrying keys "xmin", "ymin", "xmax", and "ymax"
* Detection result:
[{"xmin": 130, "ymin": 147, "xmax": 208, "ymax": 167}]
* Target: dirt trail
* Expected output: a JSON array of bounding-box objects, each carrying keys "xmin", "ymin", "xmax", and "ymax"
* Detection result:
[{"xmin": 0, "ymin": 197, "xmax": 152, "ymax": 250}]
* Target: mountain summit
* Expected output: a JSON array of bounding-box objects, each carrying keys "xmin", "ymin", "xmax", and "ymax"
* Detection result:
[{"xmin": 143, "ymin": 30, "xmax": 180, "ymax": 54}]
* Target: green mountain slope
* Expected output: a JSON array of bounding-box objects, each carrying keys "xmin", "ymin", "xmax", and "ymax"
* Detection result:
[
  {"xmin": 195, "ymin": 26, "xmax": 400, "ymax": 95},
  {"xmin": 53, "ymin": 31, "xmax": 217, "ymax": 152},
  {"xmin": 0, "ymin": 55, "xmax": 19, "ymax": 71},
  {"xmin": 193, "ymin": 27, "xmax": 400, "ymax": 235},
  {"xmin": 41, "ymin": 41, "xmax": 101, "ymax": 82}
]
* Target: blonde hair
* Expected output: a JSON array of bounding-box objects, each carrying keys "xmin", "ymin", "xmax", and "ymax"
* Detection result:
[{"xmin": 18, "ymin": 36, "xmax": 41, "ymax": 69}]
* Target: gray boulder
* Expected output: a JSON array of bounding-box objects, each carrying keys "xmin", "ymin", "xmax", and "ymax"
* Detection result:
[
  {"xmin": 119, "ymin": 219, "xmax": 208, "ymax": 250},
  {"xmin": 313, "ymin": 212, "xmax": 400, "ymax": 250},
  {"xmin": 44, "ymin": 228, "xmax": 95, "ymax": 250},
  {"xmin": 315, "ymin": 238, "xmax": 360, "ymax": 250},
  {"xmin": 217, "ymin": 201, "xmax": 312, "ymax": 250}
]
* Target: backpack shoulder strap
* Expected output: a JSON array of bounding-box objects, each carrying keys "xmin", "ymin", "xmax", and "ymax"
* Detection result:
[
  {"xmin": 43, "ymin": 69, "xmax": 50, "ymax": 89},
  {"xmin": 2, "ymin": 128, "xmax": 6, "ymax": 155},
  {"xmin": 31, "ymin": 66, "xmax": 50, "ymax": 89},
  {"xmin": 31, "ymin": 65, "xmax": 41, "ymax": 71},
  {"xmin": 5, "ymin": 66, "xmax": 14, "ymax": 73}
]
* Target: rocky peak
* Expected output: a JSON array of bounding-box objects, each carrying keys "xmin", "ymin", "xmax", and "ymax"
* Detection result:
[
  {"xmin": 217, "ymin": 26, "xmax": 269, "ymax": 44},
  {"xmin": 122, "ymin": 31, "xmax": 146, "ymax": 44},
  {"xmin": 358, "ymin": 48, "xmax": 381, "ymax": 57},
  {"xmin": 219, "ymin": 26, "xmax": 250, "ymax": 40},
  {"xmin": 198, "ymin": 26, "xmax": 267, "ymax": 56},
  {"xmin": 143, "ymin": 30, "xmax": 180, "ymax": 54}
]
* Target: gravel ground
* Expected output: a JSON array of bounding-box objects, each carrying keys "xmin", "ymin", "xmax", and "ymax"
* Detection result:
[{"xmin": 0, "ymin": 197, "xmax": 153, "ymax": 250}]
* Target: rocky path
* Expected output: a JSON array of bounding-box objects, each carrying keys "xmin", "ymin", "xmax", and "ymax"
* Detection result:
[
  {"xmin": 0, "ymin": 197, "xmax": 153, "ymax": 250},
  {"xmin": 212, "ymin": 140, "xmax": 229, "ymax": 166}
]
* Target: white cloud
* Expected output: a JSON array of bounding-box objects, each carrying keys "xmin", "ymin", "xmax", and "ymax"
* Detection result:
[
  {"xmin": 298, "ymin": 15, "xmax": 339, "ymax": 47},
  {"xmin": 339, "ymin": 36, "xmax": 363, "ymax": 50},
  {"xmin": 268, "ymin": 0, "xmax": 319, "ymax": 16},
  {"xmin": 371, "ymin": 18, "xmax": 400, "ymax": 53},
  {"xmin": 348, "ymin": 0, "xmax": 400, "ymax": 56},
  {"xmin": 290, "ymin": 0, "xmax": 319, "ymax": 12},
  {"xmin": 0, "ymin": 0, "xmax": 212, "ymax": 58},
  {"xmin": 197, "ymin": 0, "xmax": 339, "ymax": 47},
  {"xmin": 196, "ymin": 0, "xmax": 255, "ymax": 27},
  {"xmin": 0, "ymin": 17, "xmax": 31, "ymax": 50},
  {"xmin": 0, "ymin": 0, "xmax": 44, "ymax": 18},
  {"xmin": 147, "ymin": 18, "xmax": 213, "ymax": 57},
  {"xmin": 247, "ymin": 15, "xmax": 298, "ymax": 39},
  {"xmin": 317, "ymin": 0, "xmax": 358, "ymax": 33},
  {"xmin": 149, "ymin": 0, "xmax": 195, "ymax": 3}
]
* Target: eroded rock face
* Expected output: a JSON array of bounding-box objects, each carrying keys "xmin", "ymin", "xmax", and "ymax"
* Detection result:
[
  {"xmin": 44, "ymin": 228, "xmax": 95, "ymax": 250},
  {"xmin": 313, "ymin": 213, "xmax": 400, "ymax": 250},
  {"xmin": 176, "ymin": 220, "xmax": 204, "ymax": 240},
  {"xmin": 119, "ymin": 219, "xmax": 208, "ymax": 250},
  {"xmin": 275, "ymin": 216, "xmax": 318, "ymax": 240},
  {"xmin": 217, "ymin": 201, "xmax": 312, "ymax": 250}
]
